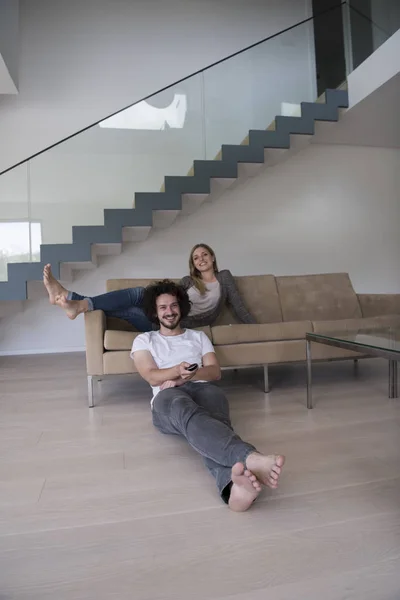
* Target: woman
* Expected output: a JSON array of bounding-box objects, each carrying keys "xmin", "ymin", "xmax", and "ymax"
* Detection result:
[{"xmin": 43, "ymin": 243, "xmax": 256, "ymax": 330}]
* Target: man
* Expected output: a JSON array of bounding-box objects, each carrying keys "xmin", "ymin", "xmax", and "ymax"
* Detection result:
[{"xmin": 131, "ymin": 279, "xmax": 285, "ymax": 512}]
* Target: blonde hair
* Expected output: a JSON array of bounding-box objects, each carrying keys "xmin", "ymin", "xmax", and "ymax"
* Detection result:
[{"xmin": 189, "ymin": 243, "xmax": 219, "ymax": 294}]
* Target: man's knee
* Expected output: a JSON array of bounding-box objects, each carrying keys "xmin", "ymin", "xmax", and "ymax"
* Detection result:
[
  {"xmin": 198, "ymin": 383, "xmax": 230, "ymax": 414},
  {"xmin": 152, "ymin": 388, "xmax": 193, "ymax": 417}
]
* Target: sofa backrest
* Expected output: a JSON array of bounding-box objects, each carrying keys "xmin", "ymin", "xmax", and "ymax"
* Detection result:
[
  {"xmin": 106, "ymin": 278, "xmax": 179, "ymax": 292},
  {"xmin": 214, "ymin": 274, "xmax": 282, "ymax": 325},
  {"xmin": 107, "ymin": 275, "xmax": 283, "ymax": 326},
  {"xmin": 275, "ymin": 273, "xmax": 362, "ymax": 322}
]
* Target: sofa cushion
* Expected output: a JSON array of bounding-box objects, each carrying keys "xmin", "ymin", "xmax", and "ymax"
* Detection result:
[
  {"xmin": 211, "ymin": 321, "xmax": 312, "ymax": 345},
  {"xmin": 105, "ymin": 317, "xmax": 137, "ymax": 332},
  {"xmin": 213, "ymin": 274, "xmax": 282, "ymax": 325},
  {"xmin": 358, "ymin": 294, "xmax": 400, "ymax": 318},
  {"xmin": 103, "ymin": 351, "xmax": 137, "ymax": 375},
  {"xmin": 215, "ymin": 340, "xmax": 307, "ymax": 366},
  {"xmin": 276, "ymin": 273, "xmax": 362, "ymax": 322},
  {"xmin": 215, "ymin": 340, "xmax": 362, "ymax": 366},
  {"xmin": 312, "ymin": 315, "xmax": 400, "ymax": 334},
  {"xmin": 104, "ymin": 326, "xmax": 213, "ymax": 350}
]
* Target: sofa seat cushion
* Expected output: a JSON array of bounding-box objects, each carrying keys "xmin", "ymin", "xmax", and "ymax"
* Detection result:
[
  {"xmin": 215, "ymin": 340, "xmax": 307, "ymax": 366},
  {"xmin": 104, "ymin": 326, "xmax": 213, "ymax": 351},
  {"xmin": 211, "ymin": 321, "xmax": 312, "ymax": 345},
  {"xmin": 103, "ymin": 351, "xmax": 137, "ymax": 375},
  {"xmin": 312, "ymin": 314, "xmax": 400, "ymax": 334}
]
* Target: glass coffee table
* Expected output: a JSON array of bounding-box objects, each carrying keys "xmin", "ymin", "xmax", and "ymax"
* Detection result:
[{"xmin": 305, "ymin": 328, "xmax": 400, "ymax": 409}]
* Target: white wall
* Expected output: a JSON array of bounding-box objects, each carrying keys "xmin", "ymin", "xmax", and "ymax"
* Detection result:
[
  {"xmin": 0, "ymin": 0, "xmax": 313, "ymax": 173},
  {"xmin": 348, "ymin": 28, "xmax": 400, "ymax": 107},
  {"xmin": 1, "ymin": 144, "xmax": 399, "ymax": 355},
  {"xmin": 0, "ymin": 18, "xmax": 317, "ymax": 248},
  {"xmin": 0, "ymin": 0, "xmax": 19, "ymax": 93}
]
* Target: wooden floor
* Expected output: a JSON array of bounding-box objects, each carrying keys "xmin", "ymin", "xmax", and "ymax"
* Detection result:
[{"xmin": 0, "ymin": 354, "xmax": 399, "ymax": 600}]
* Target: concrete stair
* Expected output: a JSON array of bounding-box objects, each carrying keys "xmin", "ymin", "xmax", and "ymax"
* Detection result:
[{"xmin": 0, "ymin": 88, "xmax": 348, "ymax": 303}]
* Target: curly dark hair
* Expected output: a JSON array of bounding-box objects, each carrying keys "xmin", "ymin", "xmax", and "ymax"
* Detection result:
[{"xmin": 141, "ymin": 279, "xmax": 191, "ymax": 324}]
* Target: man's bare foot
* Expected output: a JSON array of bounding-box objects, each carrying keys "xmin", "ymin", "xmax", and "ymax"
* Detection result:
[
  {"xmin": 56, "ymin": 295, "xmax": 88, "ymax": 320},
  {"xmin": 43, "ymin": 264, "xmax": 67, "ymax": 305},
  {"xmin": 246, "ymin": 453, "xmax": 285, "ymax": 490},
  {"xmin": 228, "ymin": 462, "xmax": 262, "ymax": 512}
]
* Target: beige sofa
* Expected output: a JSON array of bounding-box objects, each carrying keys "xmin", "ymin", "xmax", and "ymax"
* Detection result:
[{"xmin": 84, "ymin": 273, "xmax": 400, "ymax": 407}]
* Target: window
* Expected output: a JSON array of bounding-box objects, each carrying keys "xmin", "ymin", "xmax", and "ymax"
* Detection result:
[{"xmin": 0, "ymin": 221, "xmax": 42, "ymax": 281}]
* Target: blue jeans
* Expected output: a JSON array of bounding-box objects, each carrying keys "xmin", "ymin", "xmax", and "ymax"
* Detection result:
[
  {"xmin": 151, "ymin": 381, "xmax": 257, "ymax": 503},
  {"xmin": 68, "ymin": 286, "xmax": 153, "ymax": 332}
]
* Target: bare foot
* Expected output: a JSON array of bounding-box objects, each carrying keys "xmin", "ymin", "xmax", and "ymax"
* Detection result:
[
  {"xmin": 56, "ymin": 295, "xmax": 88, "ymax": 320},
  {"xmin": 43, "ymin": 264, "xmax": 67, "ymax": 305},
  {"xmin": 228, "ymin": 462, "xmax": 262, "ymax": 512},
  {"xmin": 246, "ymin": 453, "xmax": 285, "ymax": 490}
]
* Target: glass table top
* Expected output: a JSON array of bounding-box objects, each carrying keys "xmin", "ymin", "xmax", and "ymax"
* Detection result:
[{"xmin": 308, "ymin": 328, "xmax": 400, "ymax": 355}]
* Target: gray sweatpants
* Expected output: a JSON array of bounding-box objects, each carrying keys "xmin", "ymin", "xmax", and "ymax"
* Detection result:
[{"xmin": 151, "ymin": 381, "xmax": 257, "ymax": 503}]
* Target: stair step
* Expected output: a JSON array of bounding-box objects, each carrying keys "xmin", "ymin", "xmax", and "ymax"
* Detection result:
[
  {"xmin": 164, "ymin": 175, "xmax": 211, "ymax": 195},
  {"xmin": 301, "ymin": 101, "xmax": 339, "ymax": 121},
  {"xmin": 275, "ymin": 115, "xmax": 315, "ymax": 135},
  {"xmin": 135, "ymin": 191, "xmax": 182, "ymax": 212},
  {"xmin": 248, "ymin": 129, "xmax": 290, "ymax": 149},
  {"xmin": 103, "ymin": 207, "xmax": 152, "ymax": 229},
  {"xmin": 7, "ymin": 262, "xmax": 46, "ymax": 283},
  {"xmin": 193, "ymin": 160, "xmax": 238, "ymax": 179},
  {"xmin": 221, "ymin": 144, "xmax": 265, "ymax": 164},
  {"xmin": 41, "ymin": 242, "xmax": 93, "ymax": 265},
  {"xmin": 0, "ymin": 87, "xmax": 349, "ymax": 303},
  {"xmin": 325, "ymin": 88, "xmax": 349, "ymax": 108},
  {"xmin": 0, "ymin": 280, "xmax": 27, "ymax": 301}
]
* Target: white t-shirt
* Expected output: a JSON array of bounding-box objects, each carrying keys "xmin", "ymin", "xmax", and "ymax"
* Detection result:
[
  {"xmin": 187, "ymin": 281, "xmax": 221, "ymax": 316},
  {"xmin": 131, "ymin": 329, "xmax": 215, "ymax": 403}
]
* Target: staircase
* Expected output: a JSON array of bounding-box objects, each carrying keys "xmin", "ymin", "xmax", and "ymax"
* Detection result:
[{"xmin": 0, "ymin": 88, "xmax": 348, "ymax": 303}]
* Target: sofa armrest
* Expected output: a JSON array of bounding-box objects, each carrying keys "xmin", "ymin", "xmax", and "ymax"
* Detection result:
[
  {"xmin": 84, "ymin": 310, "xmax": 106, "ymax": 375},
  {"xmin": 358, "ymin": 294, "xmax": 400, "ymax": 318}
]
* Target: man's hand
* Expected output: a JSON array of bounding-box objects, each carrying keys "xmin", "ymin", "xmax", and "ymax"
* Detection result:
[
  {"xmin": 160, "ymin": 378, "xmax": 185, "ymax": 391},
  {"xmin": 177, "ymin": 362, "xmax": 198, "ymax": 381}
]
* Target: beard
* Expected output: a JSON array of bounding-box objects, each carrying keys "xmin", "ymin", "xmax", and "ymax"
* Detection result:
[{"xmin": 159, "ymin": 314, "xmax": 180, "ymax": 330}]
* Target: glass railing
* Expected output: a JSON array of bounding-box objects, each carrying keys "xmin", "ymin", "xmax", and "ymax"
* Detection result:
[
  {"xmin": 343, "ymin": 1, "xmax": 395, "ymax": 72},
  {"xmin": 0, "ymin": 2, "xmax": 396, "ymax": 282}
]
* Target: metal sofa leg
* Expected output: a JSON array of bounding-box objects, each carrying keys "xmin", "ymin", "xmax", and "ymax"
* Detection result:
[
  {"xmin": 353, "ymin": 359, "xmax": 359, "ymax": 375},
  {"xmin": 87, "ymin": 375, "xmax": 99, "ymax": 408},
  {"xmin": 263, "ymin": 365, "xmax": 270, "ymax": 393}
]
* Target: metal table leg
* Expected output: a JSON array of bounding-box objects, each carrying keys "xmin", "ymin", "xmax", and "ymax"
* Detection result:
[
  {"xmin": 263, "ymin": 365, "xmax": 270, "ymax": 393},
  {"xmin": 306, "ymin": 339, "xmax": 313, "ymax": 409},
  {"xmin": 389, "ymin": 360, "xmax": 398, "ymax": 399}
]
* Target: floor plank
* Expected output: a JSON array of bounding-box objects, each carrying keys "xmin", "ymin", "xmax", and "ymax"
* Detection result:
[{"xmin": 0, "ymin": 354, "xmax": 399, "ymax": 599}]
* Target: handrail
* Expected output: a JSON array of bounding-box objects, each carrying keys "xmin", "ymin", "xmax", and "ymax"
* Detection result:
[{"xmin": 0, "ymin": 2, "xmax": 347, "ymax": 177}]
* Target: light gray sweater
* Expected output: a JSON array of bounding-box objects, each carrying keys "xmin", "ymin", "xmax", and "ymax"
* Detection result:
[{"xmin": 179, "ymin": 269, "xmax": 256, "ymax": 329}]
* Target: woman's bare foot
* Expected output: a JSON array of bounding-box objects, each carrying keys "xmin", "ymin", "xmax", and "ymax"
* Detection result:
[
  {"xmin": 246, "ymin": 453, "xmax": 285, "ymax": 490},
  {"xmin": 228, "ymin": 462, "xmax": 262, "ymax": 512},
  {"xmin": 56, "ymin": 295, "xmax": 88, "ymax": 320},
  {"xmin": 43, "ymin": 264, "xmax": 67, "ymax": 305}
]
